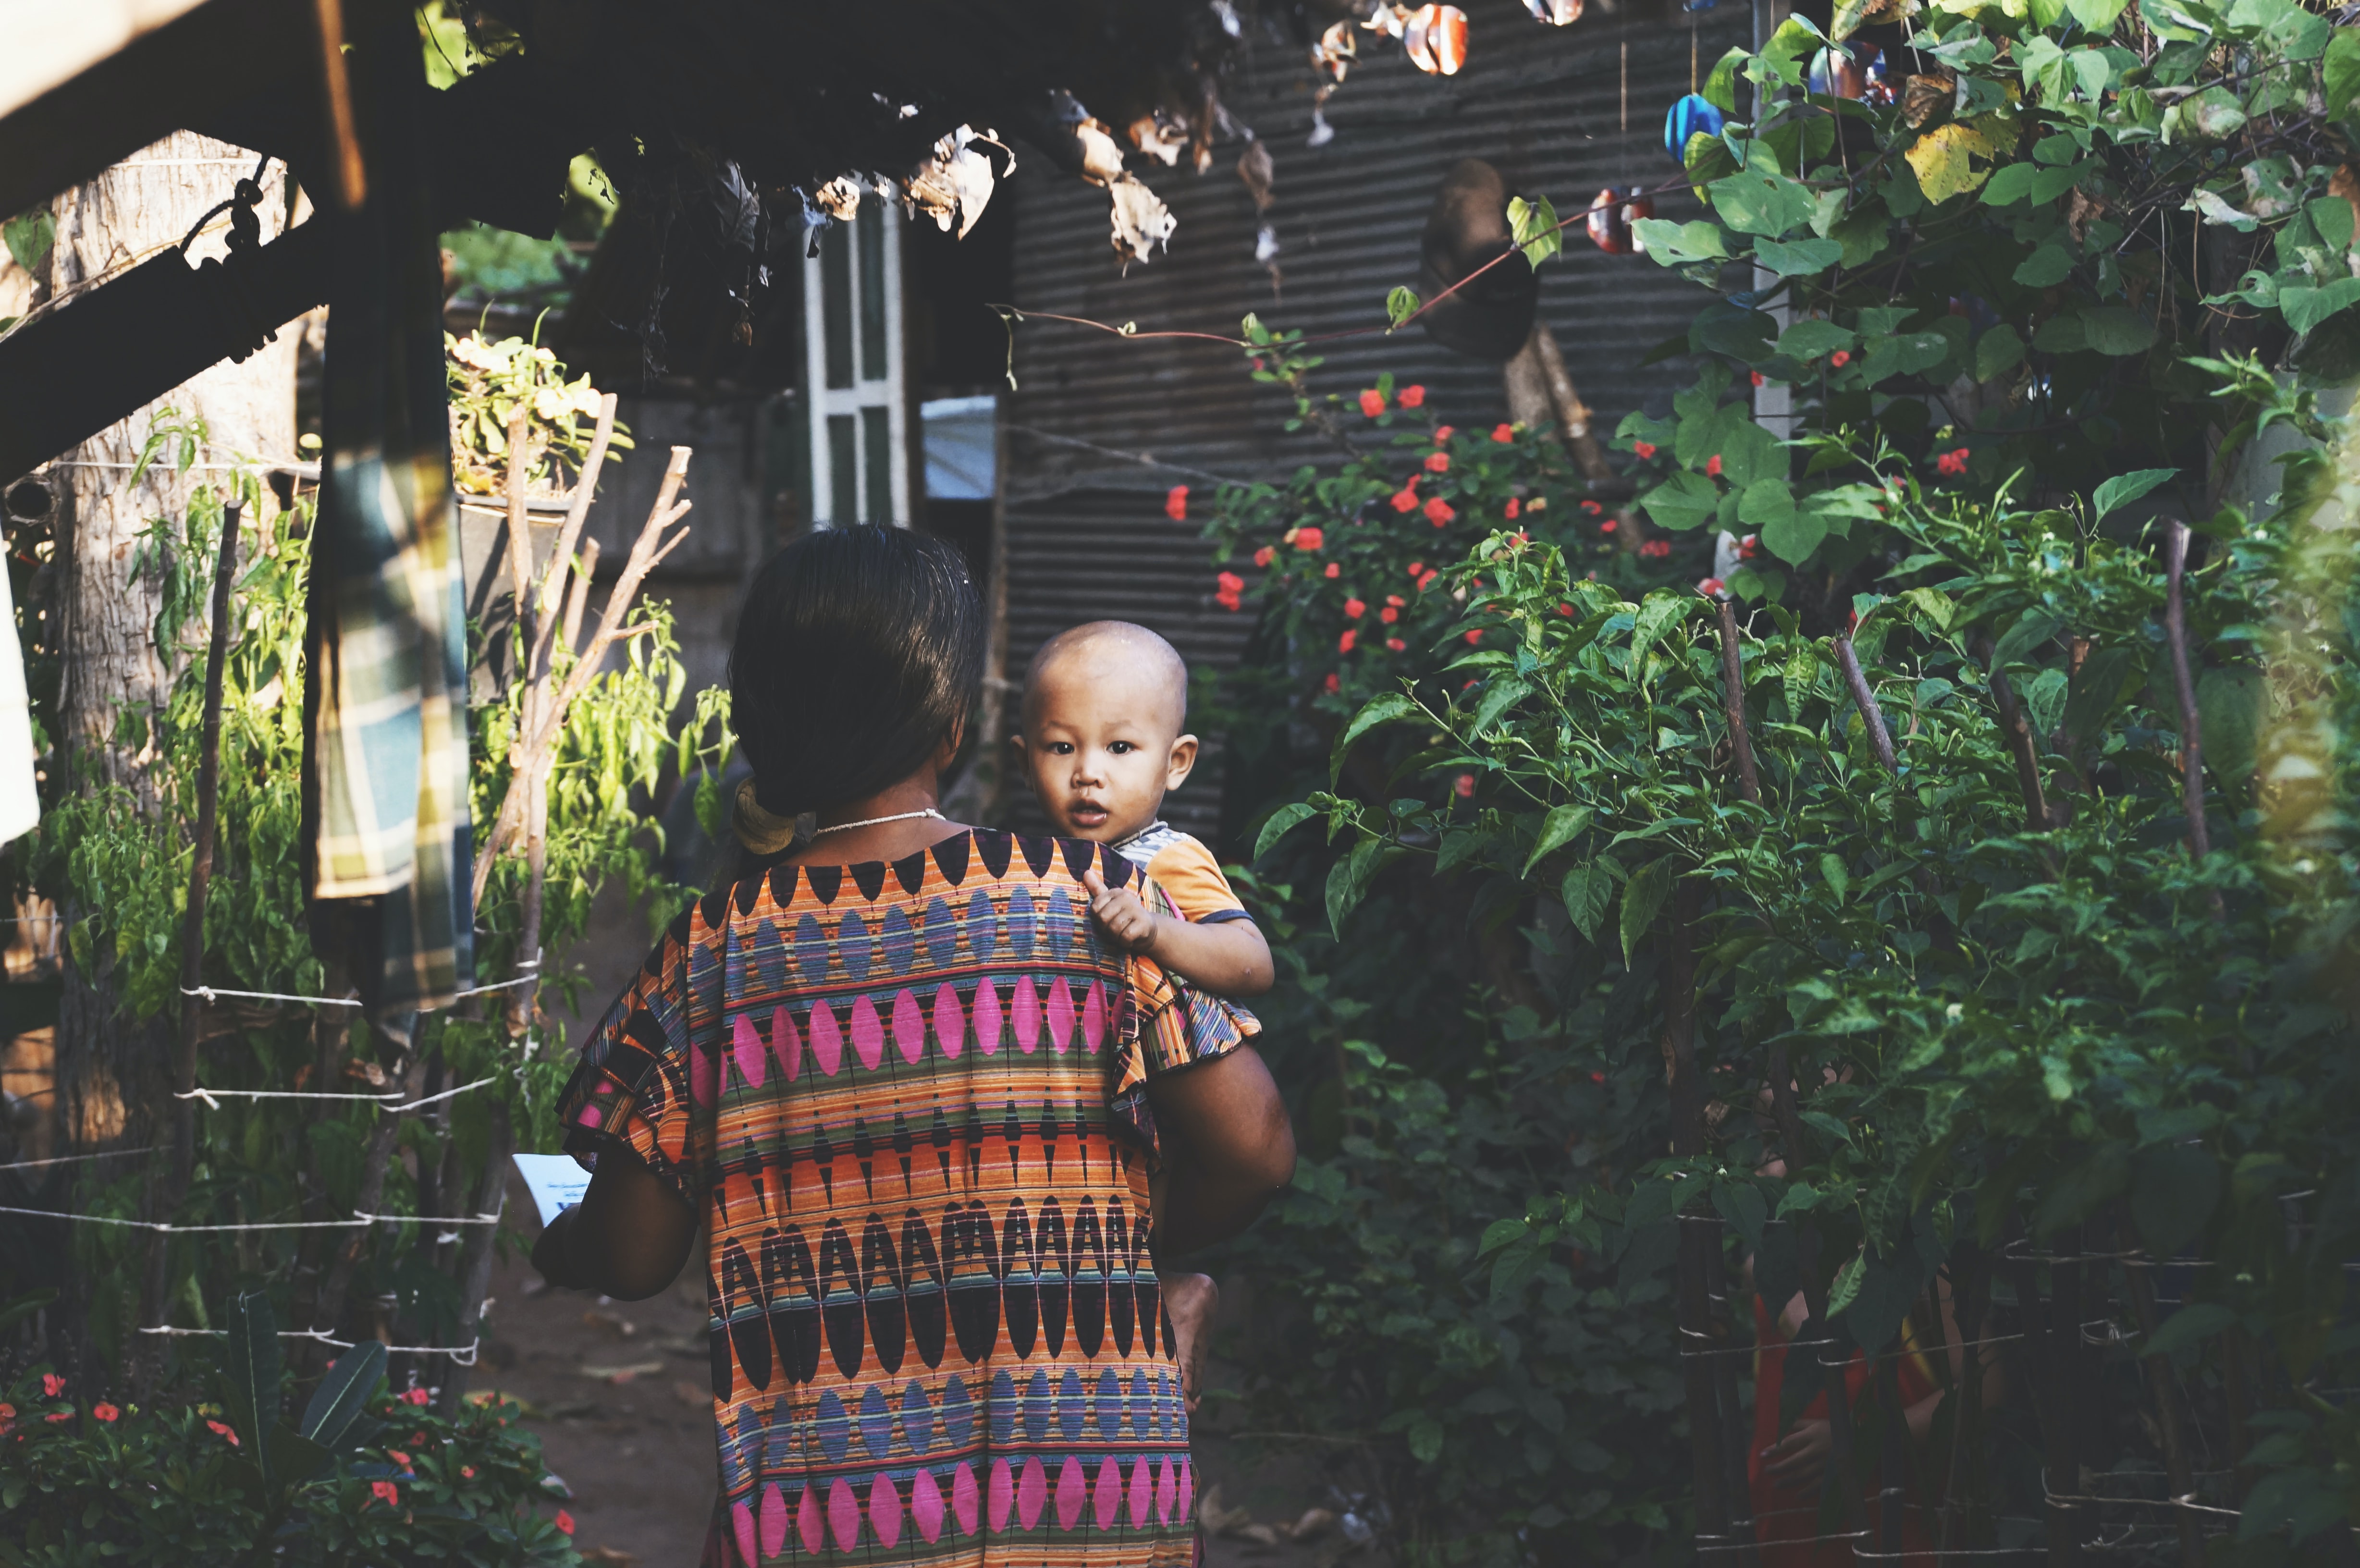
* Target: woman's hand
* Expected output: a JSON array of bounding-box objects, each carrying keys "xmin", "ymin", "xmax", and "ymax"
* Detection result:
[{"xmin": 1762, "ymin": 1418, "xmax": 1834, "ymax": 1492}]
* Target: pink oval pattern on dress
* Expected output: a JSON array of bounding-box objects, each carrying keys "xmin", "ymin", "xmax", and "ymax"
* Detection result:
[
  {"xmin": 869, "ymin": 1472, "xmax": 902, "ymax": 1550},
  {"xmin": 1046, "ymin": 977, "xmax": 1076, "ymax": 1053},
  {"xmin": 1012, "ymin": 977, "xmax": 1041, "ymax": 1053},
  {"xmin": 987, "ymin": 1458, "xmax": 1014, "ymax": 1533},
  {"xmin": 731, "ymin": 1013, "xmax": 767, "ymax": 1092},
  {"xmin": 1017, "ymin": 1456, "xmax": 1049, "ymax": 1531},
  {"xmin": 953, "ymin": 1460, "xmax": 981, "ymax": 1536},
  {"xmin": 731, "ymin": 1499, "xmax": 757, "ymax": 1568},
  {"xmin": 912, "ymin": 1466, "xmax": 946, "ymax": 1544},
  {"xmin": 892, "ymin": 988, "xmax": 927, "ymax": 1066},
  {"xmin": 1128, "ymin": 1456, "xmax": 1153, "ymax": 1528},
  {"xmin": 1093, "ymin": 1453, "xmax": 1123, "ymax": 1529},
  {"xmin": 772, "ymin": 1005, "xmax": 800, "ymax": 1082},
  {"xmin": 1082, "ymin": 980, "xmax": 1106, "ymax": 1052},
  {"xmin": 808, "ymin": 1001, "xmax": 842, "ymax": 1078},
  {"xmin": 850, "ymin": 994, "xmax": 885, "ymax": 1072},
  {"xmin": 828, "ymin": 1476, "xmax": 863, "ymax": 1550},
  {"xmin": 1055, "ymin": 1455, "xmax": 1087, "ymax": 1531},
  {"xmin": 760, "ymin": 1483, "xmax": 787, "ymax": 1559},
  {"xmin": 689, "ymin": 1039, "xmax": 719, "ymax": 1109},
  {"xmin": 933, "ymin": 983, "xmax": 964, "ymax": 1060},
  {"xmin": 1156, "ymin": 1456, "xmax": 1177, "ymax": 1523},
  {"xmin": 798, "ymin": 1483, "xmax": 827, "ymax": 1555},
  {"xmin": 973, "ymin": 979, "xmax": 1003, "ymax": 1055},
  {"xmin": 1177, "ymin": 1458, "xmax": 1193, "ymax": 1525}
]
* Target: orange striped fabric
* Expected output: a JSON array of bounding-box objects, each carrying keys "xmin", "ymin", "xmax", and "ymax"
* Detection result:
[{"xmin": 557, "ymin": 830, "xmax": 1220, "ymax": 1566}]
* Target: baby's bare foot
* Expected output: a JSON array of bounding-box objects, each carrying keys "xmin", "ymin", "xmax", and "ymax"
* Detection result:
[{"xmin": 1161, "ymin": 1271, "xmax": 1218, "ymax": 1413}]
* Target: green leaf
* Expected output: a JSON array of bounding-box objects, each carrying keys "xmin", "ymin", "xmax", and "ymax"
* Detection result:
[
  {"xmin": 2199, "ymin": 665, "xmax": 2266, "ymax": 794},
  {"xmin": 1819, "ymin": 852, "xmax": 1851, "ymax": 902},
  {"xmin": 2065, "ymin": 0, "xmax": 2129, "ymax": 26},
  {"xmin": 270, "ymin": 1423, "xmax": 333, "ymax": 1487},
  {"xmin": 1863, "ymin": 331, "xmax": 1954, "ymax": 383},
  {"xmin": 1254, "ymin": 802, "xmax": 1319, "ymax": 863},
  {"xmin": 1561, "ymin": 860, "xmax": 1614, "ymax": 942},
  {"xmin": 1470, "ymin": 675, "xmax": 1531, "ymax": 733},
  {"xmin": 2061, "ymin": 645, "xmax": 2140, "ymax": 742},
  {"xmin": 1628, "ymin": 589, "xmax": 1694, "ymax": 672},
  {"xmin": 2280, "ymin": 277, "xmax": 2360, "ymax": 336},
  {"xmin": 1507, "ymin": 196, "xmax": 1563, "ymax": 270},
  {"xmin": 2325, "ymin": 27, "xmax": 2360, "ymax": 118},
  {"xmin": 1632, "ymin": 219, "xmax": 1729, "ymax": 266},
  {"xmin": 2090, "ymin": 467, "xmax": 2176, "ymax": 520},
  {"xmin": 1973, "ymin": 323, "xmax": 2026, "ymax": 383},
  {"xmin": 1406, "ymin": 1413, "xmax": 1445, "ymax": 1464},
  {"xmin": 2013, "ymin": 244, "xmax": 2075, "ymax": 287},
  {"xmin": 221, "ymin": 1290, "xmax": 283, "ymax": 1489},
  {"xmin": 1386, "ymin": 285, "xmax": 1421, "ymax": 329},
  {"xmin": 1331, "ymin": 692, "xmax": 1418, "ymax": 782},
  {"xmin": 1703, "ymin": 46, "xmax": 1749, "ymax": 112},
  {"xmin": 1761, "ymin": 506, "xmax": 1829, "ymax": 564},
  {"xmin": 2081, "ymin": 306, "xmax": 2158, "ymax": 355},
  {"xmin": 1753, "ymin": 236, "xmax": 1843, "ymax": 276},
  {"xmin": 2141, "ymin": 1301, "xmax": 2235, "ymax": 1359},
  {"xmin": 1522, "ymin": 804, "xmax": 1594, "ymax": 877},
  {"xmin": 1619, "ymin": 857, "xmax": 1675, "ymax": 968},
  {"xmin": 1326, "ymin": 836, "xmax": 1401, "ymax": 937},
  {"xmin": 1709, "ymin": 169, "xmax": 1819, "ymax": 237},
  {"xmin": 1825, "ymin": 1249, "xmax": 1866, "ymax": 1317},
  {"xmin": 299, "ymin": 1339, "xmax": 387, "ymax": 1451},
  {"xmin": 1640, "ymin": 469, "xmax": 1721, "ymax": 533},
  {"xmin": 1991, "ymin": 608, "xmax": 2062, "ymax": 669},
  {"xmin": 1904, "ymin": 121, "xmax": 2000, "ymax": 204},
  {"xmin": 1777, "ymin": 319, "xmax": 1856, "ymax": 360},
  {"xmin": 2, "ymin": 210, "xmax": 53, "ymax": 275}
]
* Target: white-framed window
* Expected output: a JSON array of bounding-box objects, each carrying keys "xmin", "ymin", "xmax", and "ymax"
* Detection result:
[{"xmin": 802, "ymin": 200, "xmax": 910, "ymax": 526}]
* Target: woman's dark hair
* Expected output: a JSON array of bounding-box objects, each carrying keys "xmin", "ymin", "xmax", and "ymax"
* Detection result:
[{"xmin": 728, "ymin": 526, "xmax": 983, "ymax": 815}]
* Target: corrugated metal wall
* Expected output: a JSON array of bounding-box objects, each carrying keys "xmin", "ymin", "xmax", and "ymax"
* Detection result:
[{"xmin": 1001, "ymin": 0, "xmax": 1749, "ymax": 842}]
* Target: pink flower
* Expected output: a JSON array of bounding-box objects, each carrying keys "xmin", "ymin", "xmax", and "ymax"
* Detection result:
[
  {"xmin": 1740, "ymin": 534, "xmax": 1760, "ymax": 558},
  {"xmin": 91, "ymin": 1403, "xmax": 118, "ymax": 1422},
  {"xmin": 1600, "ymin": 518, "xmax": 1618, "ymax": 534},
  {"xmin": 1359, "ymin": 388, "xmax": 1387, "ymax": 416},
  {"xmin": 1433, "ymin": 424, "xmax": 1454, "ymax": 442},
  {"xmin": 1339, "ymin": 630, "xmax": 1357, "ymax": 653},
  {"xmin": 1631, "ymin": 441, "xmax": 1658, "ymax": 460},
  {"xmin": 1407, "ymin": 561, "xmax": 1425, "ymax": 577},
  {"xmin": 1504, "ymin": 497, "xmax": 1521, "ymax": 520},
  {"xmin": 1453, "ymin": 773, "xmax": 1475, "ymax": 797},
  {"xmin": 1253, "ymin": 545, "xmax": 1276, "ymax": 567},
  {"xmin": 461, "ymin": 1466, "xmax": 477, "ymax": 1479},
  {"xmin": 1640, "ymin": 539, "xmax": 1672, "ymax": 559},
  {"xmin": 1697, "ymin": 576, "xmax": 1727, "ymax": 597},
  {"xmin": 1379, "ymin": 605, "xmax": 1399, "ymax": 624},
  {"xmin": 1491, "ymin": 424, "xmax": 1515, "ymax": 443},
  {"xmin": 1292, "ymin": 527, "xmax": 1325, "ymax": 551},
  {"xmin": 1343, "ymin": 598, "xmax": 1366, "ymax": 619},
  {"xmin": 1935, "ymin": 448, "xmax": 1970, "ymax": 477},
  {"xmin": 1423, "ymin": 496, "xmax": 1456, "ymax": 527},
  {"xmin": 1424, "ymin": 450, "xmax": 1450, "ymax": 474},
  {"xmin": 1386, "ymin": 593, "xmax": 1406, "ymax": 606},
  {"xmin": 371, "ymin": 1481, "xmax": 401, "ymax": 1508},
  {"xmin": 207, "ymin": 1420, "xmax": 239, "ymax": 1446},
  {"xmin": 1829, "ymin": 349, "xmax": 1851, "ymax": 368},
  {"xmin": 1417, "ymin": 570, "xmax": 1438, "ymax": 591},
  {"xmin": 1386, "ymin": 637, "xmax": 1407, "ymax": 651},
  {"xmin": 1165, "ymin": 485, "xmax": 1189, "ymax": 521},
  {"xmin": 42, "ymin": 1375, "xmax": 63, "ymax": 1398},
  {"xmin": 1322, "ymin": 673, "xmax": 1340, "ymax": 694},
  {"xmin": 400, "ymin": 1388, "xmax": 431, "ymax": 1407},
  {"xmin": 1705, "ymin": 454, "xmax": 1723, "ymax": 478},
  {"xmin": 556, "ymin": 1510, "xmax": 576, "ymax": 1536},
  {"xmin": 46, "ymin": 1412, "xmax": 70, "ymax": 1423},
  {"xmin": 1323, "ymin": 561, "xmax": 1341, "ymax": 578},
  {"xmin": 1398, "ymin": 384, "xmax": 1426, "ymax": 408}
]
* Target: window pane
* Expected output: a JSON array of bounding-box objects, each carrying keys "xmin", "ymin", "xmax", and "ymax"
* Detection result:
[
  {"xmin": 821, "ymin": 223, "xmax": 853, "ymax": 390},
  {"xmin": 862, "ymin": 406, "xmax": 893, "ymax": 524},
  {"xmin": 827, "ymin": 415, "xmax": 858, "ymax": 525},
  {"xmin": 858, "ymin": 206, "xmax": 888, "ymax": 382}
]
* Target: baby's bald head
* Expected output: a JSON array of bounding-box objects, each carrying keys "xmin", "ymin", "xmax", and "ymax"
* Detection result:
[{"xmin": 1023, "ymin": 621, "xmax": 1189, "ymax": 740}]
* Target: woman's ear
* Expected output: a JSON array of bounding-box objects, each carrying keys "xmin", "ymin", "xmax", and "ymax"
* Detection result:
[{"xmin": 1167, "ymin": 733, "xmax": 1200, "ymax": 788}]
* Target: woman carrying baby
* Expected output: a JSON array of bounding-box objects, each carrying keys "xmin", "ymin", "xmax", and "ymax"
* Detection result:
[{"xmin": 532, "ymin": 524, "xmax": 1295, "ymax": 1566}]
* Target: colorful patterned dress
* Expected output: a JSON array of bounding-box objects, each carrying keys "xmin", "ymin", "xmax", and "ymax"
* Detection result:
[{"xmin": 556, "ymin": 830, "xmax": 1223, "ymax": 1567}]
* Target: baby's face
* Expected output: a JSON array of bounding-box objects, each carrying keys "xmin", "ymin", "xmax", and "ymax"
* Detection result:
[{"xmin": 1018, "ymin": 651, "xmax": 1196, "ymax": 843}]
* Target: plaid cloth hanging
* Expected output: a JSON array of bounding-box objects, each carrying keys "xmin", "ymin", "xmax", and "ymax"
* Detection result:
[{"xmin": 302, "ymin": 19, "xmax": 473, "ymax": 1016}]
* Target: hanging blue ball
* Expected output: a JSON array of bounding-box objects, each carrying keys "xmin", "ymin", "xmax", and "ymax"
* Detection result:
[{"xmin": 1663, "ymin": 94, "xmax": 1726, "ymax": 163}]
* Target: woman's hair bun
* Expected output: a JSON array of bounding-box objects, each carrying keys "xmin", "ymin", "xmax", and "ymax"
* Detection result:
[{"xmin": 727, "ymin": 526, "xmax": 983, "ymax": 817}]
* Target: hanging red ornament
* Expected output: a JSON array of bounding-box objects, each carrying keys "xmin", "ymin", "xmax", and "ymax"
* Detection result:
[
  {"xmin": 1404, "ymin": 5, "xmax": 1469, "ymax": 74},
  {"xmin": 1586, "ymin": 187, "xmax": 1656, "ymax": 255}
]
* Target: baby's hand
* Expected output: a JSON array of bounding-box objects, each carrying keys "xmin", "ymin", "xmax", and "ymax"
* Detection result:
[{"xmin": 1080, "ymin": 867, "xmax": 1159, "ymax": 954}]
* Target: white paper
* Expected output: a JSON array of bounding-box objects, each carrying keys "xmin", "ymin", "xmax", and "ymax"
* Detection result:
[{"xmin": 512, "ymin": 1152, "xmax": 590, "ymax": 1227}]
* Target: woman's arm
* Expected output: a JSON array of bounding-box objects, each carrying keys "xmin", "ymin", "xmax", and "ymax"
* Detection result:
[
  {"xmin": 1147, "ymin": 1044, "xmax": 1295, "ymax": 1256},
  {"xmin": 529, "ymin": 1145, "xmax": 698, "ymax": 1300}
]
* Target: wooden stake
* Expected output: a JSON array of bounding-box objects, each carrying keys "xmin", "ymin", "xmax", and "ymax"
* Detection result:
[
  {"xmin": 312, "ymin": 0, "xmax": 367, "ymax": 211},
  {"xmin": 2163, "ymin": 521, "xmax": 2209, "ymax": 858},
  {"xmin": 1833, "ymin": 633, "xmax": 1899, "ymax": 776},
  {"xmin": 1713, "ymin": 599, "xmax": 1761, "ymax": 806}
]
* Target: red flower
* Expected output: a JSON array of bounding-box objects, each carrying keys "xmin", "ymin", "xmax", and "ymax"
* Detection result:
[
  {"xmin": 401, "ymin": 1389, "xmax": 431, "ymax": 1407},
  {"xmin": 371, "ymin": 1481, "xmax": 401, "ymax": 1508},
  {"xmin": 461, "ymin": 1466, "xmax": 477, "ymax": 1479},
  {"xmin": 1358, "ymin": 387, "xmax": 1387, "ymax": 416},
  {"xmin": 1453, "ymin": 772, "xmax": 1475, "ymax": 797},
  {"xmin": 556, "ymin": 1510, "xmax": 576, "ymax": 1536},
  {"xmin": 1344, "ymin": 597, "xmax": 1366, "ymax": 619},
  {"xmin": 1557, "ymin": 601, "xmax": 1575, "ymax": 617},
  {"xmin": 1829, "ymin": 349, "xmax": 1851, "ymax": 368},
  {"xmin": 1217, "ymin": 571, "xmax": 1246, "ymax": 593},
  {"xmin": 1399, "ymin": 384, "xmax": 1426, "ymax": 408},
  {"xmin": 1165, "ymin": 485, "xmax": 1189, "ymax": 521},
  {"xmin": 1379, "ymin": 605, "xmax": 1399, "ymax": 624},
  {"xmin": 1750, "ymin": 370, "xmax": 1765, "ymax": 387},
  {"xmin": 410, "ymin": 1431, "xmax": 426, "ymax": 1446},
  {"xmin": 1579, "ymin": 499, "xmax": 1602, "ymax": 514},
  {"xmin": 1740, "ymin": 534, "xmax": 1760, "ymax": 558},
  {"xmin": 1504, "ymin": 497, "xmax": 1521, "ymax": 520},
  {"xmin": 386, "ymin": 1449, "xmax": 411, "ymax": 1467},
  {"xmin": 46, "ymin": 1412, "xmax": 70, "ymax": 1423},
  {"xmin": 1386, "ymin": 593, "xmax": 1406, "ymax": 606},
  {"xmin": 1433, "ymin": 425, "xmax": 1454, "ymax": 443},
  {"xmin": 1600, "ymin": 518, "xmax": 1618, "ymax": 534},
  {"xmin": 1389, "ymin": 488, "xmax": 1420, "ymax": 513},
  {"xmin": 1463, "ymin": 629, "xmax": 1483, "ymax": 645},
  {"xmin": 1406, "ymin": 562, "xmax": 1425, "ymax": 578},
  {"xmin": 1339, "ymin": 629, "xmax": 1358, "ymax": 653},
  {"xmin": 1424, "ymin": 450, "xmax": 1450, "ymax": 474},
  {"xmin": 1640, "ymin": 539, "xmax": 1672, "ymax": 559},
  {"xmin": 1323, "ymin": 562, "xmax": 1340, "ymax": 578},
  {"xmin": 1705, "ymin": 454, "xmax": 1723, "ymax": 478},
  {"xmin": 207, "ymin": 1420, "xmax": 239, "ymax": 1446},
  {"xmin": 1491, "ymin": 424, "xmax": 1515, "ymax": 443},
  {"xmin": 1423, "ymin": 496, "xmax": 1456, "ymax": 526},
  {"xmin": 1631, "ymin": 441, "xmax": 1658, "ymax": 460},
  {"xmin": 0, "ymin": 1402, "xmax": 12, "ymax": 1421},
  {"xmin": 1935, "ymin": 447, "xmax": 1970, "ymax": 477},
  {"xmin": 42, "ymin": 1375, "xmax": 63, "ymax": 1398},
  {"xmin": 1697, "ymin": 576, "xmax": 1727, "ymax": 597},
  {"xmin": 91, "ymin": 1403, "xmax": 118, "ymax": 1422},
  {"xmin": 1417, "ymin": 570, "xmax": 1438, "ymax": 591},
  {"xmin": 1293, "ymin": 527, "xmax": 1325, "ymax": 551},
  {"xmin": 1323, "ymin": 672, "xmax": 1341, "ymax": 694},
  {"xmin": 1386, "ymin": 637, "xmax": 1407, "ymax": 651},
  {"xmin": 1253, "ymin": 545, "xmax": 1276, "ymax": 567}
]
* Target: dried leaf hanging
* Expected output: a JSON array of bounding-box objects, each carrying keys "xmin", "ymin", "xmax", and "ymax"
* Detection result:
[
  {"xmin": 1311, "ymin": 19, "xmax": 1358, "ymax": 81},
  {"xmin": 1238, "ymin": 137, "xmax": 1275, "ymax": 213},
  {"xmin": 811, "ymin": 176, "xmax": 863, "ymax": 222},
  {"xmin": 901, "ymin": 125, "xmax": 1011, "ymax": 238},
  {"xmin": 1404, "ymin": 5, "xmax": 1469, "ymax": 74},
  {"xmin": 1075, "ymin": 118, "xmax": 1129, "ymax": 186},
  {"xmin": 1900, "ymin": 70, "xmax": 1956, "ymax": 128},
  {"xmin": 1107, "ymin": 174, "xmax": 1177, "ymax": 267},
  {"xmin": 1363, "ymin": 5, "xmax": 1410, "ymax": 40},
  {"xmin": 1523, "ymin": 0, "xmax": 1583, "ymax": 23},
  {"xmin": 1128, "ymin": 110, "xmax": 1191, "ymax": 167}
]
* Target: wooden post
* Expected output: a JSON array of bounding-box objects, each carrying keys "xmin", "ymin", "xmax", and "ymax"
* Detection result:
[
  {"xmin": 1713, "ymin": 599, "xmax": 1761, "ymax": 806},
  {"xmin": 1832, "ymin": 634, "xmax": 1898, "ymax": 777}
]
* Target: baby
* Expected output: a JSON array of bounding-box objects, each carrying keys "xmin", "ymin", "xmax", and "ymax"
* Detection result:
[{"xmin": 1014, "ymin": 620, "xmax": 1277, "ymax": 1410}]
